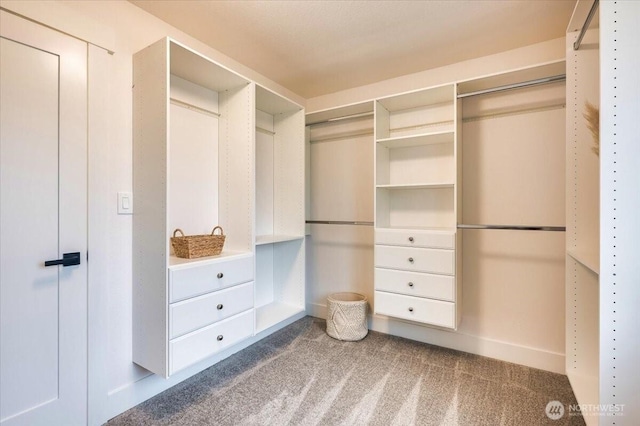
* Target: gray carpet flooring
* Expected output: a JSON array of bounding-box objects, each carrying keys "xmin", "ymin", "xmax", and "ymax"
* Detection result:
[{"xmin": 109, "ymin": 316, "xmax": 584, "ymax": 426}]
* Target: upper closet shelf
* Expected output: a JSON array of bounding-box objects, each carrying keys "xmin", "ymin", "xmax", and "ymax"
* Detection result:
[
  {"xmin": 457, "ymin": 60, "xmax": 566, "ymax": 97},
  {"xmin": 255, "ymin": 85, "xmax": 302, "ymax": 115},
  {"xmin": 255, "ymin": 235, "xmax": 304, "ymax": 246},
  {"xmin": 377, "ymin": 131, "xmax": 454, "ymax": 148},
  {"xmin": 170, "ymin": 40, "xmax": 249, "ymax": 92},
  {"xmin": 377, "ymin": 84, "xmax": 453, "ymax": 111},
  {"xmin": 376, "ymin": 183, "xmax": 454, "ymax": 190}
]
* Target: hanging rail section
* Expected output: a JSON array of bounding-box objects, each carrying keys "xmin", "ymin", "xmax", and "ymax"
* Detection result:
[
  {"xmin": 306, "ymin": 220, "xmax": 373, "ymax": 226},
  {"xmin": 307, "ymin": 112, "xmax": 374, "ymax": 127},
  {"xmin": 457, "ymin": 224, "xmax": 566, "ymax": 232},
  {"xmin": 573, "ymin": 0, "xmax": 599, "ymax": 51},
  {"xmin": 457, "ymin": 75, "xmax": 566, "ymax": 99}
]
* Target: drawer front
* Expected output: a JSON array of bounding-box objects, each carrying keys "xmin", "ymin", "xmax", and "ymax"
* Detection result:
[
  {"xmin": 169, "ymin": 282, "xmax": 254, "ymax": 339},
  {"xmin": 375, "ymin": 291, "xmax": 455, "ymax": 328},
  {"xmin": 170, "ymin": 309, "xmax": 253, "ymax": 375},
  {"xmin": 375, "ymin": 229, "xmax": 455, "ymax": 249},
  {"xmin": 375, "ymin": 268, "xmax": 454, "ymax": 301},
  {"xmin": 375, "ymin": 245, "xmax": 454, "ymax": 275},
  {"xmin": 169, "ymin": 255, "xmax": 253, "ymax": 302}
]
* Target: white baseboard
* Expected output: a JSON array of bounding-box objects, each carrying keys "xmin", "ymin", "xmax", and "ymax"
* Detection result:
[
  {"xmin": 308, "ymin": 302, "xmax": 565, "ymax": 374},
  {"xmin": 104, "ymin": 311, "xmax": 306, "ymax": 424}
]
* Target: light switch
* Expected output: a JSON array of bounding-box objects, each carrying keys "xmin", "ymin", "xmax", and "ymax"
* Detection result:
[{"xmin": 118, "ymin": 192, "xmax": 133, "ymax": 215}]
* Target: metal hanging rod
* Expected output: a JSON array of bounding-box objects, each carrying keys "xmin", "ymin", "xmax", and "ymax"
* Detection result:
[
  {"xmin": 310, "ymin": 131, "xmax": 374, "ymax": 143},
  {"xmin": 306, "ymin": 220, "xmax": 373, "ymax": 226},
  {"xmin": 307, "ymin": 112, "xmax": 374, "ymax": 127},
  {"xmin": 457, "ymin": 75, "xmax": 566, "ymax": 99},
  {"xmin": 256, "ymin": 126, "xmax": 275, "ymax": 136},
  {"xmin": 170, "ymin": 98, "xmax": 220, "ymax": 117},
  {"xmin": 457, "ymin": 224, "xmax": 566, "ymax": 232},
  {"xmin": 574, "ymin": 0, "xmax": 599, "ymax": 51}
]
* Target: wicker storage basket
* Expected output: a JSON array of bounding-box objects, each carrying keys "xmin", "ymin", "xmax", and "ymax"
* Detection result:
[
  {"xmin": 326, "ymin": 292, "xmax": 368, "ymax": 341},
  {"xmin": 171, "ymin": 226, "xmax": 225, "ymax": 259}
]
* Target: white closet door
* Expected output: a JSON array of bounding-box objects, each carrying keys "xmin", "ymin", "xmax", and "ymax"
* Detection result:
[{"xmin": 0, "ymin": 11, "xmax": 87, "ymax": 426}]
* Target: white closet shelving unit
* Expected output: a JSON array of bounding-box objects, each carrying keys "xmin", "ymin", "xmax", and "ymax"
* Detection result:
[
  {"xmin": 254, "ymin": 85, "xmax": 306, "ymax": 334},
  {"xmin": 133, "ymin": 38, "xmax": 255, "ymax": 378},
  {"xmin": 566, "ymin": 3, "xmax": 600, "ymax": 423},
  {"xmin": 373, "ymin": 84, "xmax": 462, "ymax": 329}
]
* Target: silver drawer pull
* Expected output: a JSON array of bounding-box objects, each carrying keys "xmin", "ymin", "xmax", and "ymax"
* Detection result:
[
  {"xmin": 408, "ymin": 257, "xmax": 414, "ymax": 263},
  {"xmin": 217, "ymin": 304, "xmax": 223, "ymax": 310},
  {"xmin": 217, "ymin": 335, "xmax": 223, "ymax": 341},
  {"xmin": 408, "ymin": 237, "xmax": 414, "ymax": 242},
  {"xmin": 217, "ymin": 272, "xmax": 224, "ymax": 279},
  {"xmin": 408, "ymin": 307, "xmax": 414, "ymax": 312},
  {"xmin": 408, "ymin": 282, "xmax": 414, "ymax": 287}
]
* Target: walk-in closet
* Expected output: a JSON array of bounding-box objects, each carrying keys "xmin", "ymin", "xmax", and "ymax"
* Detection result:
[{"xmin": 0, "ymin": 0, "xmax": 638, "ymax": 425}]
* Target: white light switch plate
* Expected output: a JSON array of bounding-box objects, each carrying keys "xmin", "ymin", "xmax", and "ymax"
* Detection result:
[{"xmin": 117, "ymin": 192, "xmax": 133, "ymax": 215}]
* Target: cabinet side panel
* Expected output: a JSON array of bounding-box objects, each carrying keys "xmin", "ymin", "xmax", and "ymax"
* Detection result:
[
  {"xmin": 133, "ymin": 39, "xmax": 169, "ymax": 376},
  {"xmin": 455, "ymin": 96, "xmax": 463, "ymax": 325},
  {"xmin": 566, "ymin": 24, "xmax": 600, "ymax": 419},
  {"xmin": 600, "ymin": 1, "xmax": 640, "ymax": 424}
]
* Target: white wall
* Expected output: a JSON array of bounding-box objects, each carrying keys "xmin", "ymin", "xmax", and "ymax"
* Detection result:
[{"xmin": 306, "ymin": 38, "xmax": 569, "ymax": 375}]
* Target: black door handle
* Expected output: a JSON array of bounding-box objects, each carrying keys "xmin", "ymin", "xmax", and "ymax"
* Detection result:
[{"xmin": 45, "ymin": 252, "xmax": 81, "ymax": 267}]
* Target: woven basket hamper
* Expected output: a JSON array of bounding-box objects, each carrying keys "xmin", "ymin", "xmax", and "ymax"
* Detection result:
[
  {"xmin": 171, "ymin": 226, "xmax": 225, "ymax": 259},
  {"xmin": 326, "ymin": 292, "xmax": 368, "ymax": 341}
]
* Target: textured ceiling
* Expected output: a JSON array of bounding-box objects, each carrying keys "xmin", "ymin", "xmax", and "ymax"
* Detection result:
[{"xmin": 130, "ymin": 0, "xmax": 575, "ymax": 99}]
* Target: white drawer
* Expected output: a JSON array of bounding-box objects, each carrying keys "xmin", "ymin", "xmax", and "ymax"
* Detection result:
[
  {"xmin": 375, "ymin": 291, "xmax": 455, "ymax": 328},
  {"xmin": 375, "ymin": 268, "xmax": 454, "ymax": 301},
  {"xmin": 375, "ymin": 228, "xmax": 455, "ymax": 249},
  {"xmin": 169, "ymin": 282, "xmax": 254, "ymax": 339},
  {"xmin": 169, "ymin": 255, "xmax": 253, "ymax": 303},
  {"xmin": 375, "ymin": 245, "xmax": 454, "ymax": 275},
  {"xmin": 169, "ymin": 309, "xmax": 253, "ymax": 375}
]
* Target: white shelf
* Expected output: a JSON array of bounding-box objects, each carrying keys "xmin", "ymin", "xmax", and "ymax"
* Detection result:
[
  {"xmin": 255, "ymin": 302, "xmax": 305, "ymax": 334},
  {"xmin": 168, "ymin": 250, "xmax": 251, "ymax": 269},
  {"xmin": 377, "ymin": 131, "xmax": 454, "ymax": 148},
  {"xmin": 306, "ymin": 101, "xmax": 373, "ymax": 126},
  {"xmin": 170, "ymin": 41, "xmax": 249, "ymax": 93},
  {"xmin": 255, "ymin": 234, "xmax": 304, "ymax": 246},
  {"xmin": 256, "ymin": 85, "xmax": 301, "ymax": 115},
  {"xmin": 376, "ymin": 183, "xmax": 454, "ymax": 190},
  {"xmin": 567, "ymin": 248, "xmax": 599, "ymax": 275},
  {"xmin": 377, "ymin": 85, "xmax": 454, "ymax": 111}
]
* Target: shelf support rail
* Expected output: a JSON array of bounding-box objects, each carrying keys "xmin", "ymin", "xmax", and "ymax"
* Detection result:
[
  {"xmin": 573, "ymin": 0, "xmax": 599, "ymax": 51},
  {"xmin": 457, "ymin": 224, "xmax": 566, "ymax": 232}
]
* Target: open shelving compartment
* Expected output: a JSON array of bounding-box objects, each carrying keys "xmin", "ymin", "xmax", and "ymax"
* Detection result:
[
  {"xmin": 133, "ymin": 38, "xmax": 254, "ymax": 377},
  {"xmin": 254, "ymin": 84, "xmax": 306, "ymax": 334},
  {"xmin": 375, "ymin": 84, "xmax": 458, "ymax": 233},
  {"xmin": 167, "ymin": 41, "xmax": 254, "ymax": 266}
]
